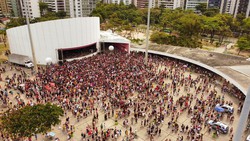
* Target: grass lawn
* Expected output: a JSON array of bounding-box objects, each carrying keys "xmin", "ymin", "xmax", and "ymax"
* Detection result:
[
  {"xmin": 0, "ymin": 43, "xmax": 8, "ymax": 53},
  {"xmin": 0, "ymin": 43, "xmax": 9, "ymax": 62}
]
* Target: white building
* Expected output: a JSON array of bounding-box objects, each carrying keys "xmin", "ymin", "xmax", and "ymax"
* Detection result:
[
  {"xmin": 43, "ymin": 0, "xmax": 66, "ymax": 12},
  {"xmin": 185, "ymin": 0, "xmax": 208, "ymax": 10},
  {"xmin": 67, "ymin": 0, "xmax": 97, "ymax": 17},
  {"xmin": 228, "ymin": 0, "xmax": 236, "ymax": 14},
  {"xmin": 7, "ymin": 17, "xmax": 100, "ymax": 64},
  {"xmin": 7, "ymin": 17, "xmax": 131, "ymax": 65},
  {"xmin": 108, "ymin": 0, "xmax": 132, "ymax": 5},
  {"xmin": 158, "ymin": 0, "xmax": 183, "ymax": 9},
  {"xmin": 20, "ymin": 0, "xmax": 40, "ymax": 19}
]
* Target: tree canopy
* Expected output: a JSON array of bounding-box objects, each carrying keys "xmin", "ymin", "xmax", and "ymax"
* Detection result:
[
  {"xmin": 0, "ymin": 103, "xmax": 64, "ymax": 139},
  {"xmin": 237, "ymin": 35, "xmax": 250, "ymax": 54},
  {"xmin": 91, "ymin": 3, "xmax": 247, "ymax": 48},
  {"xmin": 4, "ymin": 3, "xmax": 250, "ymax": 50}
]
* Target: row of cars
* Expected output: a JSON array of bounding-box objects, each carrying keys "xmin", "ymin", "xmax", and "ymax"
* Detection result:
[{"xmin": 207, "ymin": 104, "xmax": 234, "ymax": 134}]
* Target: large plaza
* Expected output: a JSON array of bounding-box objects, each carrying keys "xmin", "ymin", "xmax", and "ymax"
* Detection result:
[{"xmin": 0, "ymin": 49, "xmax": 247, "ymax": 141}]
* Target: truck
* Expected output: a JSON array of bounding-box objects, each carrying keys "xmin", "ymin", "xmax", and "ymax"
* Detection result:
[{"xmin": 8, "ymin": 54, "xmax": 34, "ymax": 68}]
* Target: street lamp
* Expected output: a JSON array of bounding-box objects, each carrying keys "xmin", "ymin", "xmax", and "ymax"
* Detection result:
[
  {"xmin": 25, "ymin": 0, "xmax": 38, "ymax": 73},
  {"xmin": 145, "ymin": 0, "xmax": 152, "ymax": 65},
  {"xmin": 109, "ymin": 45, "xmax": 114, "ymax": 51}
]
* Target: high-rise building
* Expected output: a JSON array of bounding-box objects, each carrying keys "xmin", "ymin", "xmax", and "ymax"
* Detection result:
[
  {"xmin": 208, "ymin": 0, "xmax": 220, "ymax": 8},
  {"xmin": 158, "ymin": 0, "xmax": 184, "ymax": 9},
  {"xmin": 237, "ymin": 0, "xmax": 250, "ymax": 17},
  {"xmin": 0, "ymin": 7, "xmax": 3, "ymax": 17},
  {"xmin": 209, "ymin": 0, "xmax": 250, "ymax": 17},
  {"xmin": 43, "ymin": 0, "xmax": 66, "ymax": 12},
  {"xmin": 82, "ymin": 0, "xmax": 98, "ymax": 16},
  {"xmin": 134, "ymin": 0, "xmax": 156, "ymax": 8},
  {"xmin": 185, "ymin": 0, "xmax": 208, "ymax": 10},
  {"xmin": 9, "ymin": 0, "xmax": 22, "ymax": 17},
  {"xmin": 0, "ymin": 0, "xmax": 11, "ymax": 16},
  {"xmin": 65, "ymin": 0, "xmax": 97, "ymax": 17},
  {"xmin": 20, "ymin": 0, "xmax": 40, "ymax": 19},
  {"xmin": 216, "ymin": 0, "xmax": 236, "ymax": 14},
  {"xmin": 104, "ymin": 0, "xmax": 132, "ymax": 5}
]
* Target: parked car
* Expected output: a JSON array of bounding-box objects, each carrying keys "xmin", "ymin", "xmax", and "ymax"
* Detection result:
[
  {"xmin": 215, "ymin": 104, "xmax": 234, "ymax": 114},
  {"xmin": 207, "ymin": 120, "xmax": 229, "ymax": 134}
]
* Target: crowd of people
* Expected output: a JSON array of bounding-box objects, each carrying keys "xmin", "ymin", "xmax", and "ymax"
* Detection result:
[{"xmin": 0, "ymin": 51, "xmax": 245, "ymax": 141}]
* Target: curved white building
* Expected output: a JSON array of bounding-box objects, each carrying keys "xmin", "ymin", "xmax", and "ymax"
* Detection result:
[{"xmin": 7, "ymin": 17, "xmax": 100, "ymax": 65}]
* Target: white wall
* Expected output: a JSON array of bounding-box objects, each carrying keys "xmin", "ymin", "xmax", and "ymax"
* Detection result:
[{"xmin": 7, "ymin": 17, "xmax": 100, "ymax": 65}]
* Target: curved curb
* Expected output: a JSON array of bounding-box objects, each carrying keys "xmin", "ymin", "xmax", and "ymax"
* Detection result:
[{"xmin": 131, "ymin": 48, "xmax": 248, "ymax": 95}]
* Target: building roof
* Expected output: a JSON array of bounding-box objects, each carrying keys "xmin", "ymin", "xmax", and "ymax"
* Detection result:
[
  {"xmin": 0, "ymin": 17, "xmax": 9, "ymax": 22},
  {"xmin": 100, "ymin": 30, "xmax": 130, "ymax": 44}
]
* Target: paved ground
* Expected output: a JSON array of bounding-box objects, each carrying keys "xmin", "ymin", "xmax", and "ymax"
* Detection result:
[
  {"xmin": 0, "ymin": 60, "xmax": 243, "ymax": 141},
  {"xmin": 229, "ymin": 65, "xmax": 250, "ymax": 77},
  {"xmin": 1, "ymin": 44, "xmax": 249, "ymax": 141}
]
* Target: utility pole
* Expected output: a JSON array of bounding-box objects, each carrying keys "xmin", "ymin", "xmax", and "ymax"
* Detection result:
[
  {"xmin": 25, "ymin": 0, "xmax": 38, "ymax": 73},
  {"xmin": 145, "ymin": 0, "xmax": 151, "ymax": 65},
  {"xmin": 233, "ymin": 87, "xmax": 250, "ymax": 141}
]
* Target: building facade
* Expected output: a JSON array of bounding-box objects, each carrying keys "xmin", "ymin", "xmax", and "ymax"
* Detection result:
[
  {"xmin": 158, "ymin": 0, "xmax": 184, "ymax": 9},
  {"xmin": 20, "ymin": 0, "xmax": 40, "ymax": 19},
  {"xmin": 9, "ymin": 0, "xmax": 22, "ymax": 17},
  {"xmin": 7, "ymin": 17, "xmax": 100, "ymax": 64},
  {"xmin": 65, "ymin": 0, "xmax": 97, "ymax": 17},
  {"xmin": 104, "ymin": 0, "xmax": 132, "ymax": 5},
  {"xmin": 237, "ymin": 0, "xmax": 250, "ymax": 17},
  {"xmin": 209, "ymin": 0, "xmax": 250, "ymax": 17},
  {"xmin": 0, "ymin": 0, "xmax": 11, "ymax": 16},
  {"xmin": 134, "ymin": 0, "xmax": 156, "ymax": 8},
  {"xmin": 0, "ymin": 7, "xmax": 3, "ymax": 17},
  {"xmin": 43, "ymin": 0, "xmax": 66, "ymax": 12},
  {"xmin": 185, "ymin": 0, "xmax": 208, "ymax": 10}
]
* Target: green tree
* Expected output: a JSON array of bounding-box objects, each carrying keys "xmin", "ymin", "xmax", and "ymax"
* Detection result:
[
  {"xmin": 242, "ymin": 18, "xmax": 250, "ymax": 34},
  {"xmin": 0, "ymin": 103, "xmax": 64, "ymax": 140},
  {"xmin": 173, "ymin": 13, "xmax": 202, "ymax": 38},
  {"xmin": 203, "ymin": 8, "xmax": 219, "ymax": 17},
  {"xmin": 195, "ymin": 3, "xmax": 207, "ymax": 13},
  {"xmin": 6, "ymin": 18, "xmax": 26, "ymax": 29},
  {"xmin": 56, "ymin": 11, "xmax": 67, "ymax": 18},
  {"xmin": 39, "ymin": 2, "xmax": 49, "ymax": 16},
  {"xmin": 237, "ymin": 35, "xmax": 250, "ymax": 55}
]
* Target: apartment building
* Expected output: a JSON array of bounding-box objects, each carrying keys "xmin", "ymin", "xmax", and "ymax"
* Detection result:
[
  {"xmin": 209, "ymin": 0, "xmax": 250, "ymax": 17},
  {"xmin": 43, "ymin": 0, "xmax": 66, "ymax": 12},
  {"xmin": 158, "ymin": 0, "xmax": 184, "ymax": 9},
  {"xmin": 237, "ymin": 0, "xmax": 250, "ymax": 17},
  {"xmin": 185, "ymin": 0, "xmax": 208, "ymax": 10},
  {"xmin": 134, "ymin": 0, "xmax": 156, "ymax": 8},
  {"xmin": 0, "ymin": 7, "xmax": 3, "ymax": 17},
  {"xmin": 0, "ymin": 0, "xmax": 11, "ymax": 16},
  {"xmin": 104, "ymin": 0, "xmax": 132, "ymax": 5},
  {"xmin": 65, "ymin": 0, "xmax": 97, "ymax": 17},
  {"xmin": 9, "ymin": 0, "xmax": 22, "ymax": 17},
  {"xmin": 20, "ymin": 0, "xmax": 40, "ymax": 19}
]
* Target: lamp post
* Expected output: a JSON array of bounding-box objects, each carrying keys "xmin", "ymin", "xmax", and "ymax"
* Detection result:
[
  {"xmin": 233, "ymin": 87, "xmax": 250, "ymax": 141},
  {"xmin": 145, "ymin": 0, "xmax": 151, "ymax": 65},
  {"xmin": 25, "ymin": 0, "xmax": 38, "ymax": 73}
]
